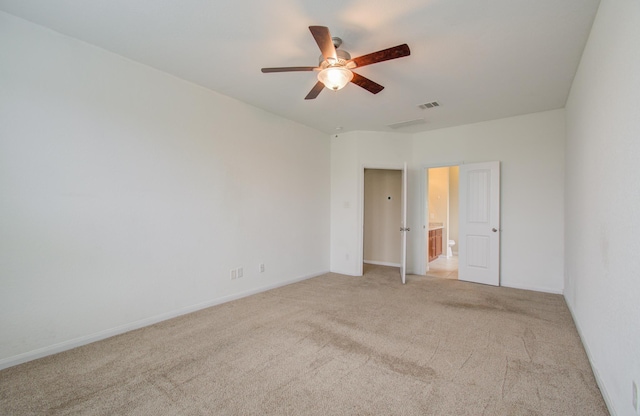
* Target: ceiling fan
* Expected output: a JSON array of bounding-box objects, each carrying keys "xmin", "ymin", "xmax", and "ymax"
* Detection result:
[{"xmin": 261, "ymin": 26, "xmax": 410, "ymax": 100}]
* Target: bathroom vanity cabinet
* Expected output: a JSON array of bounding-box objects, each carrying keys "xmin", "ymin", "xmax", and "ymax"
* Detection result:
[{"xmin": 428, "ymin": 228, "xmax": 443, "ymax": 262}]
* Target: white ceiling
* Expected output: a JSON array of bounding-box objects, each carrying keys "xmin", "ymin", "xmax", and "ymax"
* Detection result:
[{"xmin": 0, "ymin": 0, "xmax": 600, "ymax": 134}]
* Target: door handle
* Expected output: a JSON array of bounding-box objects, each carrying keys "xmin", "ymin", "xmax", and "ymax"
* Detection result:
[
  {"xmin": 492, "ymin": 228, "xmax": 498, "ymax": 232},
  {"xmin": 400, "ymin": 227, "xmax": 411, "ymax": 232}
]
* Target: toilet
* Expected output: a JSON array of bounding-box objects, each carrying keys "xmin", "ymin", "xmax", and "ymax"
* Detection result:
[{"xmin": 447, "ymin": 240, "xmax": 456, "ymax": 258}]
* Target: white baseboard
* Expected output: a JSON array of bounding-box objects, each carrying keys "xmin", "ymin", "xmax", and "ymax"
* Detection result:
[
  {"xmin": 0, "ymin": 270, "xmax": 329, "ymax": 371},
  {"xmin": 500, "ymin": 282, "xmax": 563, "ymax": 295},
  {"xmin": 363, "ymin": 260, "xmax": 401, "ymax": 267},
  {"xmin": 565, "ymin": 299, "xmax": 615, "ymax": 415}
]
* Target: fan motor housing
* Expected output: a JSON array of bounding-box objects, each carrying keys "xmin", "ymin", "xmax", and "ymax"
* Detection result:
[{"xmin": 319, "ymin": 49, "xmax": 352, "ymax": 67}]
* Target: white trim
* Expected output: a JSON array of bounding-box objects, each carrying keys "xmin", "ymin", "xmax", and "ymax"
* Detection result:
[
  {"xmin": 329, "ymin": 268, "xmax": 361, "ymax": 277},
  {"xmin": 0, "ymin": 270, "xmax": 328, "ymax": 371},
  {"xmin": 335, "ymin": 271, "xmax": 361, "ymax": 277},
  {"xmin": 364, "ymin": 260, "xmax": 401, "ymax": 267},
  {"xmin": 500, "ymin": 282, "xmax": 563, "ymax": 295},
  {"xmin": 565, "ymin": 300, "xmax": 615, "ymax": 415}
]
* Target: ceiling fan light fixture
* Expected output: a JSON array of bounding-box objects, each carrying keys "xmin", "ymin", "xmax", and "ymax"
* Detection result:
[
  {"xmin": 317, "ymin": 66, "xmax": 353, "ymax": 91},
  {"xmin": 261, "ymin": 26, "xmax": 410, "ymax": 99}
]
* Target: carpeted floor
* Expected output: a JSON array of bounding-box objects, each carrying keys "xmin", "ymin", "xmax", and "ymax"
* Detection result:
[{"xmin": 0, "ymin": 266, "xmax": 608, "ymax": 415}]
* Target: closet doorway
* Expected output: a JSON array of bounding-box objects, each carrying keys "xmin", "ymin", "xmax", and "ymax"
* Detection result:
[{"xmin": 363, "ymin": 168, "xmax": 403, "ymax": 269}]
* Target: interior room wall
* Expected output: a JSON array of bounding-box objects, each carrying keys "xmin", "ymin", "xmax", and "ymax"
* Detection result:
[
  {"xmin": 564, "ymin": 0, "xmax": 640, "ymax": 414},
  {"xmin": 329, "ymin": 132, "xmax": 360, "ymax": 275},
  {"xmin": 448, "ymin": 166, "xmax": 459, "ymax": 254},
  {"xmin": 363, "ymin": 169, "xmax": 402, "ymax": 266},
  {"xmin": 408, "ymin": 110, "xmax": 565, "ymax": 293},
  {"xmin": 0, "ymin": 12, "xmax": 330, "ymax": 368}
]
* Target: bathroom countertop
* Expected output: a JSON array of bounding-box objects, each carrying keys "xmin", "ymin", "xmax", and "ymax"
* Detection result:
[{"xmin": 428, "ymin": 223, "xmax": 444, "ymax": 231}]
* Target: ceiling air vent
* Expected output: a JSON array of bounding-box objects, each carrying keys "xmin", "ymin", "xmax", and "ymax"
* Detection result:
[
  {"xmin": 418, "ymin": 101, "xmax": 440, "ymax": 110},
  {"xmin": 388, "ymin": 118, "xmax": 426, "ymax": 129}
]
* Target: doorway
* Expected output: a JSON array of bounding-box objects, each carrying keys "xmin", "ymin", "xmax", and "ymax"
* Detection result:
[
  {"xmin": 422, "ymin": 162, "xmax": 501, "ymax": 286},
  {"xmin": 359, "ymin": 163, "xmax": 408, "ymax": 284},
  {"xmin": 426, "ymin": 166, "xmax": 459, "ymax": 279},
  {"xmin": 363, "ymin": 169, "xmax": 402, "ymax": 268}
]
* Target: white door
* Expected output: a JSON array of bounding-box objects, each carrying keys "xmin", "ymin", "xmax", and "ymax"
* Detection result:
[
  {"xmin": 458, "ymin": 161, "xmax": 500, "ymax": 286},
  {"xmin": 400, "ymin": 162, "xmax": 408, "ymax": 284}
]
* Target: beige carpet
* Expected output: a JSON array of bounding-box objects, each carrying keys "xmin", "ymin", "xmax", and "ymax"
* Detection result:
[{"xmin": 0, "ymin": 265, "xmax": 608, "ymax": 415}]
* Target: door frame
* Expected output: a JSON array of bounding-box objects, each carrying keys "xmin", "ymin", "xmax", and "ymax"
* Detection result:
[
  {"xmin": 358, "ymin": 163, "xmax": 405, "ymax": 277},
  {"xmin": 420, "ymin": 162, "xmax": 463, "ymax": 276}
]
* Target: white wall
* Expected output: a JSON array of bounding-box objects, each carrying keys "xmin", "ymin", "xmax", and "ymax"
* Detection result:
[
  {"xmin": 330, "ymin": 132, "xmax": 360, "ymax": 275},
  {"xmin": 409, "ymin": 110, "xmax": 565, "ymax": 292},
  {"xmin": 0, "ymin": 12, "xmax": 330, "ymax": 368},
  {"xmin": 564, "ymin": 0, "xmax": 640, "ymax": 414},
  {"xmin": 363, "ymin": 169, "xmax": 402, "ymax": 265}
]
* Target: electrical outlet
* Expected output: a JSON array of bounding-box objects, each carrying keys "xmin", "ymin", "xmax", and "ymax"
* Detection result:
[
  {"xmin": 230, "ymin": 269, "xmax": 237, "ymax": 280},
  {"xmin": 237, "ymin": 267, "xmax": 243, "ymax": 278},
  {"xmin": 259, "ymin": 263, "xmax": 265, "ymax": 273},
  {"xmin": 633, "ymin": 380, "xmax": 639, "ymax": 414}
]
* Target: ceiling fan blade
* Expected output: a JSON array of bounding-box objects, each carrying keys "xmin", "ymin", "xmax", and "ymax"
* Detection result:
[
  {"xmin": 305, "ymin": 81, "xmax": 325, "ymax": 100},
  {"xmin": 350, "ymin": 72, "xmax": 384, "ymax": 94},
  {"xmin": 309, "ymin": 26, "xmax": 337, "ymax": 63},
  {"xmin": 350, "ymin": 44, "xmax": 410, "ymax": 68},
  {"xmin": 261, "ymin": 66, "xmax": 317, "ymax": 73}
]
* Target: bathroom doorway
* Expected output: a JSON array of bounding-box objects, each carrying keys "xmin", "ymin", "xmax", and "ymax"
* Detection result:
[{"xmin": 426, "ymin": 165, "xmax": 459, "ymax": 279}]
